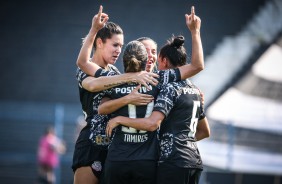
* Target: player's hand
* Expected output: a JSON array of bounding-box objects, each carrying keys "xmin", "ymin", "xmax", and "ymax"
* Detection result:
[
  {"xmin": 126, "ymin": 85, "xmax": 154, "ymax": 106},
  {"xmin": 92, "ymin": 5, "xmax": 109, "ymax": 32},
  {"xmin": 134, "ymin": 71, "xmax": 159, "ymax": 90},
  {"xmin": 185, "ymin": 6, "xmax": 201, "ymax": 33},
  {"xmin": 106, "ymin": 117, "xmax": 121, "ymax": 137}
]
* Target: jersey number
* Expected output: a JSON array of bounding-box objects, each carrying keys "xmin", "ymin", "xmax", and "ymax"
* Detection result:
[
  {"xmin": 121, "ymin": 102, "xmax": 154, "ymax": 134},
  {"xmin": 188, "ymin": 101, "xmax": 200, "ymax": 138}
]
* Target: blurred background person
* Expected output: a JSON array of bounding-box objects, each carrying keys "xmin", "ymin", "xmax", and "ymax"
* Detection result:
[{"xmin": 37, "ymin": 126, "xmax": 66, "ymax": 184}]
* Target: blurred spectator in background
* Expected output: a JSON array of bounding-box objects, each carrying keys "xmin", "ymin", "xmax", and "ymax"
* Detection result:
[{"xmin": 37, "ymin": 126, "xmax": 66, "ymax": 184}]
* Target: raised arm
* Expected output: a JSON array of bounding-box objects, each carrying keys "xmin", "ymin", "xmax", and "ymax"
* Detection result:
[
  {"xmin": 77, "ymin": 6, "xmax": 159, "ymax": 91},
  {"xmin": 179, "ymin": 6, "xmax": 204, "ymax": 80},
  {"xmin": 76, "ymin": 5, "xmax": 108, "ymax": 75},
  {"xmin": 106, "ymin": 111, "xmax": 165, "ymax": 137}
]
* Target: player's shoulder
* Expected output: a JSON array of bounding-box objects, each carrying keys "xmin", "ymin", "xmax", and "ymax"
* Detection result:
[
  {"xmin": 160, "ymin": 82, "xmax": 178, "ymax": 93},
  {"xmin": 157, "ymin": 68, "xmax": 178, "ymax": 75},
  {"xmin": 108, "ymin": 64, "xmax": 121, "ymax": 74},
  {"xmin": 185, "ymin": 79, "xmax": 200, "ymax": 91}
]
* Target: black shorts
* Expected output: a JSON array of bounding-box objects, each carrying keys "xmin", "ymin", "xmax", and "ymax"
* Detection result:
[
  {"xmin": 103, "ymin": 160, "xmax": 157, "ymax": 184},
  {"xmin": 157, "ymin": 162, "xmax": 202, "ymax": 184},
  {"xmin": 72, "ymin": 131, "xmax": 108, "ymax": 179}
]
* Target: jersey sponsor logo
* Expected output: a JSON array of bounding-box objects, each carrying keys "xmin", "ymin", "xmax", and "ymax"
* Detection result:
[
  {"xmin": 115, "ymin": 85, "xmax": 152, "ymax": 94},
  {"xmin": 182, "ymin": 88, "xmax": 199, "ymax": 95},
  {"xmin": 96, "ymin": 135, "xmax": 111, "ymax": 145},
  {"xmin": 124, "ymin": 133, "xmax": 148, "ymax": 143},
  {"xmin": 89, "ymin": 134, "xmax": 110, "ymax": 145}
]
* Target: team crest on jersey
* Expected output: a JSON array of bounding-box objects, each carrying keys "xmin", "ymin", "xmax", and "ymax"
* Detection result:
[{"xmin": 91, "ymin": 161, "xmax": 102, "ymax": 171}]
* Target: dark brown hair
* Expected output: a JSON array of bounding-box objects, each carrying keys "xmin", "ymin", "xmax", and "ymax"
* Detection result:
[
  {"xmin": 159, "ymin": 35, "xmax": 187, "ymax": 67},
  {"xmin": 123, "ymin": 41, "xmax": 148, "ymax": 73}
]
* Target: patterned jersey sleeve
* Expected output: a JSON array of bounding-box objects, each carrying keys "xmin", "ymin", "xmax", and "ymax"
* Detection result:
[
  {"xmin": 153, "ymin": 83, "xmax": 178, "ymax": 117},
  {"xmin": 157, "ymin": 68, "xmax": 181, "ymax": 86},
  {"xmin": 94, "ymin": 64, "xmax": 121, "ymax": 77},
  {"xmin": 76, "ymin": 68, "xmax": 89, "ymax": 86},
  {"xmin": 94, "ymin": 64, "xmax": 121, "ymax": 97},
  {"xmin": 103, "ymin": 87, "xmax": 114, "ymax": 99}
]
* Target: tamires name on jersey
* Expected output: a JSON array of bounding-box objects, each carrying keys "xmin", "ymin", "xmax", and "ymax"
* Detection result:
[{"xmin": 124, "ymin": 133, "xmax": 148, "ymax": 143}]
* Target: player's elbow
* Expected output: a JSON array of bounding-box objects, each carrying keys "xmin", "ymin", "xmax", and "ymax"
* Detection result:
[
  {"xmin": 147, "ymin": 120, "xmax": 161, "ymax": 131},
  {"xmin": 205, "ymin": 123, "xmax": 211, "ymax": 138},
  {"xmin": 194, "ymin": 63, "xmax": 204, "ymax": 73},
  {"xmin": 204, "ymin": 129, "xmax": 210, "ymax": 139},
  {"xmin": 76, "ymin": 59, "xmax": 88, "ymax": 70},
  {"xmin": 76, "ymin": 59, "xmax": 82, "ymax": 68},
  {"xmin": 97, "ymin": 107, "xmax": 106, "ymax": 115},
  {"xmin": 97, "ymin": 104, "xmax": 107, "ymax": 115},
  {"xmin": 199, "ymin": 65, "xmax": 204, "ymax": 71},
  {"xmin": 88, "ymin": 86, "xmax": 100, "ymax": 92},
  {"xmin": 147, "ymin": 124, "xmax": 159, "ymax": 131},
  {"xmin": 202, "ymin": 128, "xmax": 211, "ymax": 139},
  {"xmin": 83, "ymin": 81, "xmax": 101, "ymax": 92},
  {"xmin": 84, "ymin": 84, "xmax": 99, "ymax": 92}
]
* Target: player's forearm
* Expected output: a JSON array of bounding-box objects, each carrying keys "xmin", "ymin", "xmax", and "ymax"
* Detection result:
[
  {"xmin": 117, "ymin": 116, "xmax": 160, "ymax": 132},
  {"xmin": 98, "ymin": 97, "xmax": 130, "ymax": 115},
  {"xmin": 83, "ymin": 73, "xmax": 137, "ymax": 92},
  {"xmin": 191, "ymin": 30, "xmax": 204, "ymax": 71},
  {"xmin": 76, "ymin": 28, "xmax": 101, "ymax": 76},
  {"xmin": 101, "ymin": 73, "xmax": 138, "ymax": 89},
  {"xmin": 179, "ymin": 30, "xmax": 204, "ymax": 80},
  {"xmin": 195, "ymin": 117, "xmax": 210, "ymax": 141}
]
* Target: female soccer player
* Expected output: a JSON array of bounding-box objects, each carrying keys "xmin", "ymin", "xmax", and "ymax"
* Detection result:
[
  {"xmin": 73, "ymin": 6, "xmax": 158, "ymax": 184},
  {"xmin": 106, "ymin": 35, "xmax": 210, "ymax": 184}
]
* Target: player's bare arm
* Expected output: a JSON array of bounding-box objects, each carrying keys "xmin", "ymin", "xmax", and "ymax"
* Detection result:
[
  {"xmin": 179, "ymin": 6, "xmax": 204, "ymax": 80},
  {"xmin": 76, "ymin": 5, "xmax": 108, "ymax": 75},
  {"xmin": 106, "ymin": 111, "xmax": 165, "ymax": 137},
  {"xmin": 195, "ymin": 117, "xmax": 210, "ymax": 141}
]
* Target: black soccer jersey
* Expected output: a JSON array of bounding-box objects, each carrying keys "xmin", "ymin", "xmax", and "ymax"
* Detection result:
[
  {"xmin": 106, "ymin": 68, "xmax": 181, "ymax": 162},
  {"xmin": 76, "ymin": 65, "xmax": 121, "ymax": 147},
  {"xmin": 153, "ymin": 79, "xmax": 206, "ymax": 170}
]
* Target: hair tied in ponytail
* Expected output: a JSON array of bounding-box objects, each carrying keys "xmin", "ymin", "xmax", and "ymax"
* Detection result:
[{"xmin": 172, "ymin": 35, "xmax": 185, "ymax": 48}]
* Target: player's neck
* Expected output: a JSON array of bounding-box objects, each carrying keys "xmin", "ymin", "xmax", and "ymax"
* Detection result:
[{"xmin": 92, "ymin": 54, "xmax": 108, "ymax": 69}]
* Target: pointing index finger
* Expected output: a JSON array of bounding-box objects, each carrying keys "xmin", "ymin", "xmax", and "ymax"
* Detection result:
[
  {"xmin": 191, "ymin": 6, "xmax": 195, "ymax": 20},
  {"xmin": 191, "ymin": 6, "xmax": 195, "ymax": 14},
  {"xmin": 98, "ymin": 5, "xmax": 103, "ymax": 15}
]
